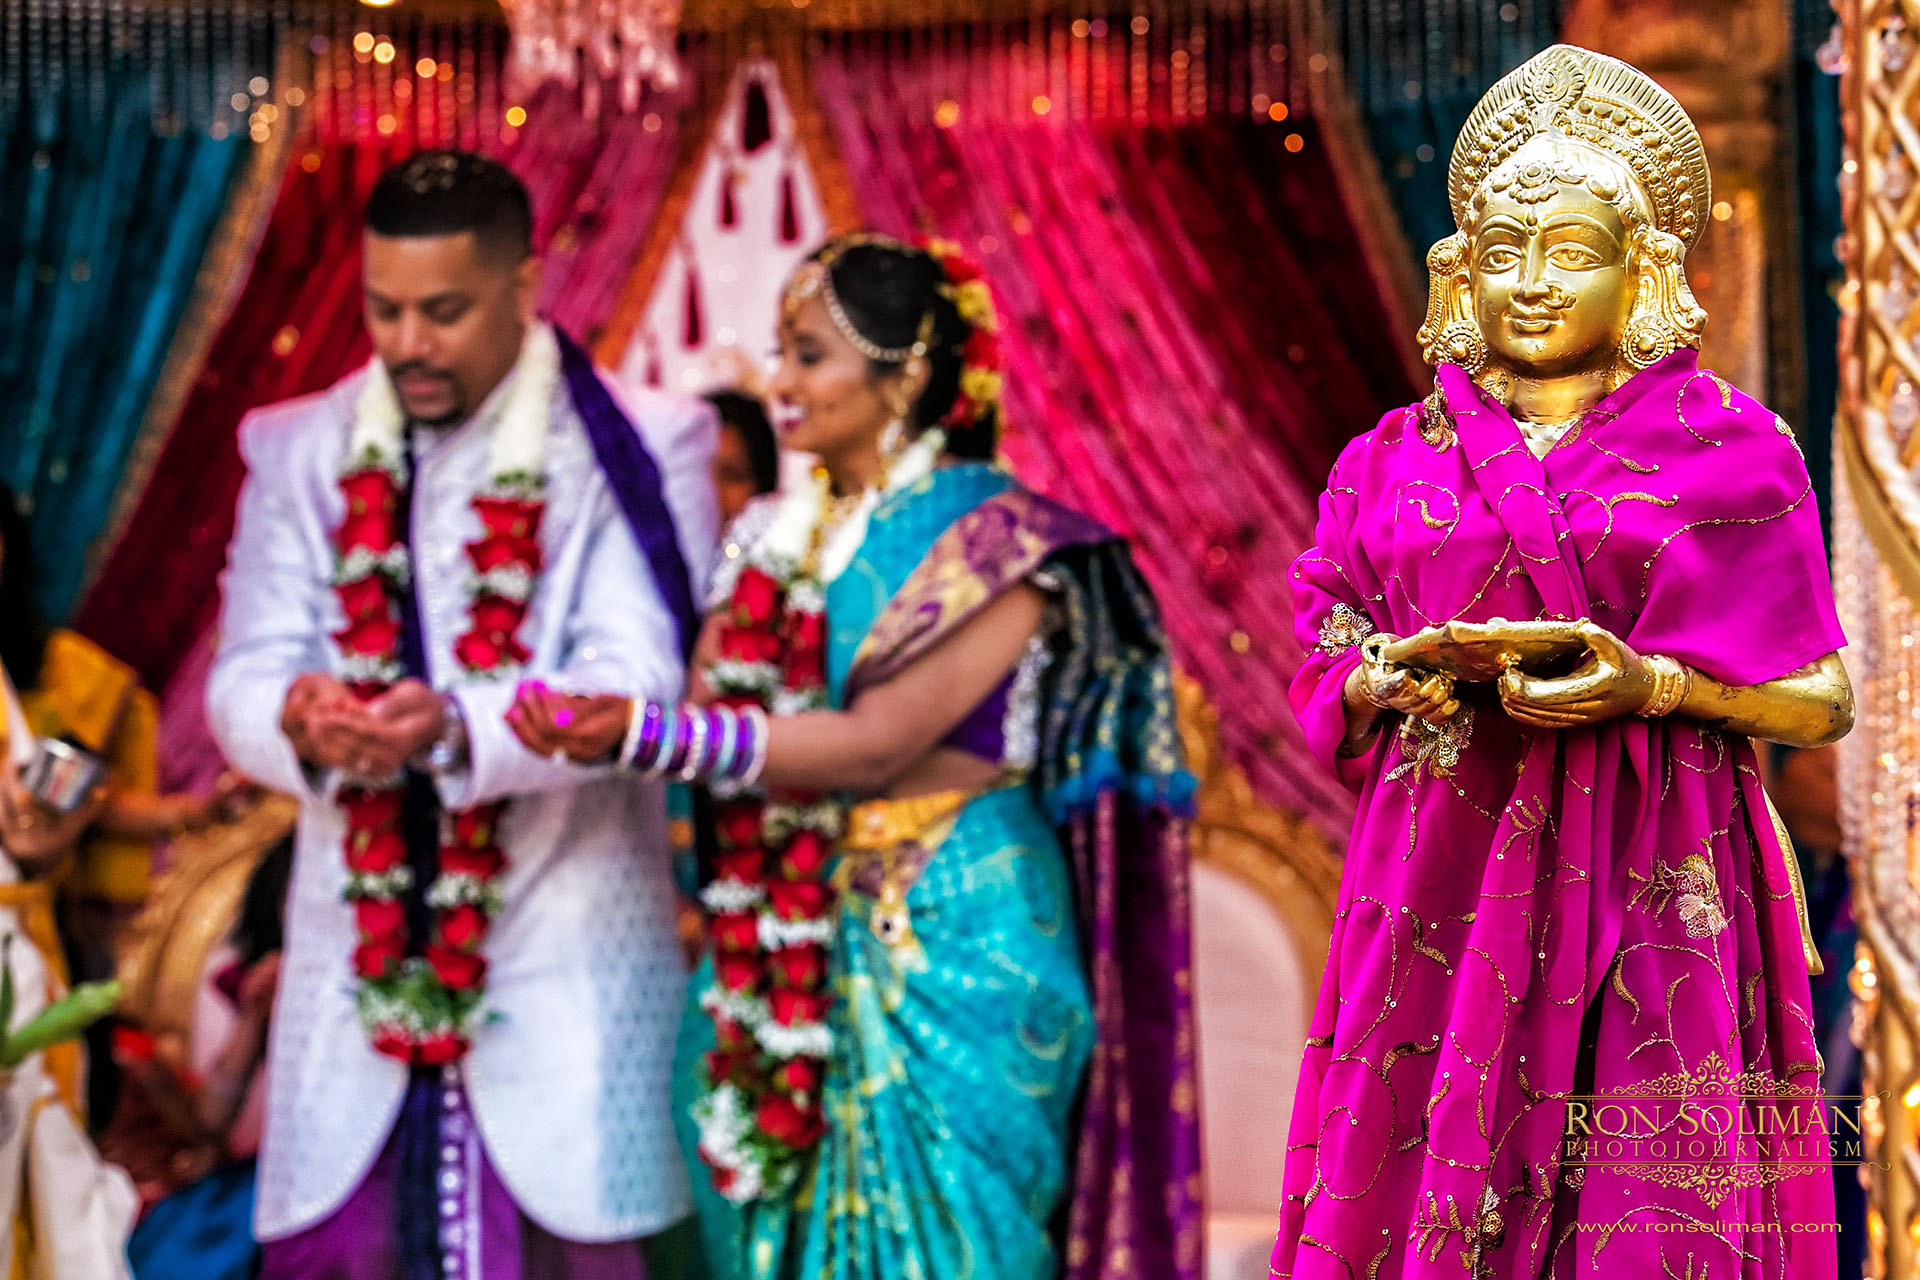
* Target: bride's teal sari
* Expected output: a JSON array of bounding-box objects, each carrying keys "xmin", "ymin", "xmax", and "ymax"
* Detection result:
[{"xmin": 673, "ymin": 463, "xmax": 1201, "ymax": 1280}]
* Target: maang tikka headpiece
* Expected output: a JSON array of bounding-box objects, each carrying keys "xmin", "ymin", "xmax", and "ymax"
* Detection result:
[
  {"xmin": 782, "ymin": 231, "xmax": 1006, "ymax": 436},
  {"xmin": 782, "ymin": 232, "xmax": 931, "ymax": 364}
]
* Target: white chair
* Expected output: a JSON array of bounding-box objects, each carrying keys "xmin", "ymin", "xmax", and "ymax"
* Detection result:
[{"xmin": 1175, "ymin": 676, "xmax": 1344, "ymax": 1280}]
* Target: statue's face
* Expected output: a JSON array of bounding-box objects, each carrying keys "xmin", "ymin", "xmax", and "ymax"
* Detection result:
[{"xmin": 1469, "ymin": 153, "xmax": 1634, "ymax": 380}]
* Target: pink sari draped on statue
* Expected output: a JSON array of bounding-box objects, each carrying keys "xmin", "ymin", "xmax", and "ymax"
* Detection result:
[{"xmin": 1271, "ymin": 350, "xmax": 1844, "ymax": 1279}]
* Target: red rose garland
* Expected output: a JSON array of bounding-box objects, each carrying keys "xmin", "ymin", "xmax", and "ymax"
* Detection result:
[
  {"xmin": 692, "ymin": 551, "xmax": 839, "ymax": 1202},
  {"xmin": 334, "ymin": 461, "xmax": 540, "ymax": 1064},
  {"xmin": 332, "ymin": 335, "xmax": 553, "ymax": 1066}
]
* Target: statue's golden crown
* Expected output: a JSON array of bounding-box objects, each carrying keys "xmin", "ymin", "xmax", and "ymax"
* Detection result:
[{"xmin": 1448, "ymin": 44, "xmax": 1711, "ymax": 252}]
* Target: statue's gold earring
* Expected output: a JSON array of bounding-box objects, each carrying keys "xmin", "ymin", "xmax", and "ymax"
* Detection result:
[
  {"xmin": 1416, "ymin": 232, "xmax": 1487, "ymax": 375},
  {"xmin": 1617, "ymin": 225, "xmax": 1706, "ymax": 376}
]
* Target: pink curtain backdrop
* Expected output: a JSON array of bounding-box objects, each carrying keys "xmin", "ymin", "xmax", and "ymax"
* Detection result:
[
  {"xmin": 67, "ymin": 75, "xmax": 699, "ymax": 794},
  {"xmin": 812, "ymin": 51, "xmax": 1416, "ymax": 835}
]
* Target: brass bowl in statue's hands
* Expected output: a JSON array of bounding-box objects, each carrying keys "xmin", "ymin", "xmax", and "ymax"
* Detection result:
[{"xmin": 1376, "ymin": 619, "xmax": 1593, "ymax": 683}]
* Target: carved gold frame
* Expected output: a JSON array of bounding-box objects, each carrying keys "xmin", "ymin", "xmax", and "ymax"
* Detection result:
[{"xmin": 115, "ymin": 794, "xmax": 298, "ymax": 1047}]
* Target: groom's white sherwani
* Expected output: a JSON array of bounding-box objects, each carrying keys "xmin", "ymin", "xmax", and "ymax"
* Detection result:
[{"xmin": 207, "ymin": 339, "xmax": 715, "ymax": 1242}]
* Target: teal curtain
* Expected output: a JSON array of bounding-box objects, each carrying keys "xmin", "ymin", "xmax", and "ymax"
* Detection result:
[
  {"xmin": 1330, "ymin": 0, "xmax": 1569, "ymax": 261},
  {"xmin": 0, "ymin": 73, "xmax": 250, "ymax": 620}
]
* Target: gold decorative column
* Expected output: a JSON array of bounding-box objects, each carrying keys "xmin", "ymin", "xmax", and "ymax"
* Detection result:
[{"xmin": 1836, "ymin": 0, "xmax": 1920, "ymax": 1273}]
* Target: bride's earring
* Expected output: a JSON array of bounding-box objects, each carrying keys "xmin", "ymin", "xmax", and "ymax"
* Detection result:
[
  {"xmin": 880, "ymin": 418, "xmax": 908, "ymax": 461},
  {"xmin": 882, "ymin": 353, "xmax": 925, "ymax": 466}
]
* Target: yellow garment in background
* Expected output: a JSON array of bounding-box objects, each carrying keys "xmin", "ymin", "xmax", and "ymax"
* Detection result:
[{"xmin": 19, "ymin": 630, "xmax": 159, "ymax": 906}]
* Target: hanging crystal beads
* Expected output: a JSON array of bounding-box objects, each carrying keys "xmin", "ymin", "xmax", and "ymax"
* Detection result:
[{"xmin": 499, "ymin": 0, "xmax": 681, "ymax": 117}]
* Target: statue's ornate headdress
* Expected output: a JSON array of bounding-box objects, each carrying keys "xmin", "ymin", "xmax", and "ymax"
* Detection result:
[
  {"xmin": 1419, "ymin": 44, "xmax": 1711, "ymax": 383},
  {"xmin": 1448, "ymin": 44, "xmax": 1711, "ymax": 251}
]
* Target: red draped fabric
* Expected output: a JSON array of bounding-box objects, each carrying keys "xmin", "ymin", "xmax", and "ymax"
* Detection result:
[
  {"xmin": 76, "ymin": 143, "xmax": 401, "ymax": 694},
  {"xmin": 77, "ymin": 83, "xmax": 696, "ymax": 731},
  {"xmin": 812, "ymin": 52, "xmax": 1416, "ymax": 834}
]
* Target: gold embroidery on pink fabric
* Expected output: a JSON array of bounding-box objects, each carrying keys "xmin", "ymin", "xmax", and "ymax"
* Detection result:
[
  {"xmin": 1465, "ymin": 1185, "xmax": 1505, "ymax": 1279},
  {"xmin": 1629, "ymin": 852, "xmax": 1731, "ymax": 938},
  {"xmin": 1418, "ymin": 386, "xmax": 1457, "ymax": 450},
  {"xmin": 1410, "ymin": 913, "xmax": 1454, "ymax": 973},
  {"xmin": 1591, "ymin": 437, "xmax": 1662, "ymax": 474},
  {"xmin": 1774, "ymin": 413, "xmax": 1805, "ymax": 459},
  {"xmin": 1411, "ymin": 1191, "xmax": 1469, "ymax": 1264},
  {"xmin": 1387, "ymin": 706, "xmax": 1475, "ymax": 783},
  {"xmin": 1611, "ymin": 958, "xmax": 1643, "ymax": 1026},
  {"xmin": 1676, "ymin": 370, "xmax": 1735, "ymax": 446},
  {"xmin": 1315, "ymin": 603, "xmax": 1376, "ymax": 657}
]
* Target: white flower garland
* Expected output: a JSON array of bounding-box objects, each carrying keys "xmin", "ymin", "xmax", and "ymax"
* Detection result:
[
  {"xmin": 346, "ymin": 323, "xmax": 561, "ymax": 492},
  {"xmin": 332, "ymin": 323, "xmax": 562, "ymax": 1063},
  {"xmin": 691, "ymin": 1084, "xmax": 768, "ymax": 1202},
  {"xmin": 749, "ymin": 428, "xmax": 946, "ymax": 589},
  {"xmin": 758, "ymin": 915, "xmax": 835, "ymax": 949},
  {"xmin": 699, "ymin": 878, "xmax": 766, "ymax": 914}
]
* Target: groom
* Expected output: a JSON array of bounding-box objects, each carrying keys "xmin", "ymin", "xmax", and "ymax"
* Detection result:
[{"xmin": 207, "ymin": 151, "xmax": 714, "ymax": 1278}]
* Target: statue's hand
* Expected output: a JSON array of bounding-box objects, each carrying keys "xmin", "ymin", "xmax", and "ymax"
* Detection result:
[
  {"xmin": 1352, "ymin": 639, "xmax": 1461, "ymax": 727},
  {"xmin": 1497, "ymin": 621, "xmax": 1653, "ymax": 728}
]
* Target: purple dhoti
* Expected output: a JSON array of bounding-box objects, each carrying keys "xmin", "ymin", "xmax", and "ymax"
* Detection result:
[{"xmin": 259, "ymin": 1074, "xmax": 645, "ymax": 1280}]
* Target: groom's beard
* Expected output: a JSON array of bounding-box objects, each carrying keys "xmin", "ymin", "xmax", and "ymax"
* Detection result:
[{"xmin": 386, "ymin": 359, "xmax": 469, "ymax": 428}]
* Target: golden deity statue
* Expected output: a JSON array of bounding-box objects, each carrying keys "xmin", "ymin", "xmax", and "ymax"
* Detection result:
[
  {"xmin": 1346, "ymin": 44, "xmax": 1853, "ymax": 752},
  {"xmin": 1274, "ymin": 46, "xmax": 1854, "ymax": 1275}
]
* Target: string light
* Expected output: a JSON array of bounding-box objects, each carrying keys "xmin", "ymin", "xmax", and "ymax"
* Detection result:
[{"xmin": 0, "ymin": 0, "xmax": 1570, "ymax": 150}]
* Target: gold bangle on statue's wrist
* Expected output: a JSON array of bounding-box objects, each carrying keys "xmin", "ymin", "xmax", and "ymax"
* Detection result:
[
  {"xmin": 1357, "ymin": 634, "xmax": 1397, "ymax": 710},
  {"xmin": 1639, "ymin": 654, "xmax": 1691, "ymax": 718}
]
